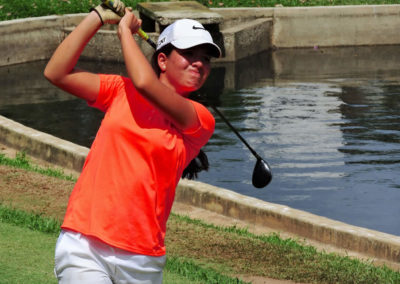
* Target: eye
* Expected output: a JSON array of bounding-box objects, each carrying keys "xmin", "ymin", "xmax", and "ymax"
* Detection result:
[
  {"xmin": 178, "ymin": 48, "xmax": 211, "ymax": 63},
  {"xmin": 180, "ymin": 50, "xmax": 194, "ymax": 57},
  {"xmin": 203, "ymin": 55, "xmax": 211, "ymax": 63}
]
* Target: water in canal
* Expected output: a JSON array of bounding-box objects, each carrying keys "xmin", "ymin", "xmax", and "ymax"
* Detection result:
[{"xmin": 1, "ymin": 46, "xmax": 399, "ymax": 235}]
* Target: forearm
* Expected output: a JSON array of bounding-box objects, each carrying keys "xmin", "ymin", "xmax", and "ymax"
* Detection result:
[
  {"xmin": 119, "ymin": 27, "xmax": 158, "ymax": 91},
  {"xmin": 44, "ymin": 12, "xmax": 101, "ymax": 83}
]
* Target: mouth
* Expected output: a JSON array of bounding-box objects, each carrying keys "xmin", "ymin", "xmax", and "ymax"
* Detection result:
[{"xmin": 188, "ymin": 67, "xmax": 202, "ymax": 77}]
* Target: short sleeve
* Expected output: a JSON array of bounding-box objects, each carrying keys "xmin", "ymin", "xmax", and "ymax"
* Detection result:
[
  {"xmin": 88, "ymin": 74, "xmax": 125, "ymax": 112},
  {"xmin": 183, "ymin": 101, "xmax": 215, "ymax": 160}
]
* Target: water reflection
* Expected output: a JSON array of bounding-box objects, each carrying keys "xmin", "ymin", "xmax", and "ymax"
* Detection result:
[{"xmin": 1, "ymin": 46, "xmax": 400, "ymax": 235}]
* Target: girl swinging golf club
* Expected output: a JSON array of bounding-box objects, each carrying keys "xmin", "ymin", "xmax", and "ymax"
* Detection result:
[{"xmin": 44, "ymin": 0, "xmax": 220, "ymax": 282}]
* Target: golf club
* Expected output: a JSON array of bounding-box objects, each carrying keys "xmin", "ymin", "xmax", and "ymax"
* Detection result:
[{"xmin": 101, "ymin": 0, "xmax": 272, "ymax": 188}]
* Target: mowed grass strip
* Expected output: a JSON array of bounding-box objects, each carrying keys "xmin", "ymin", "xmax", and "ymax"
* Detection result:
[
  {"xmin": 0, "ymin": 221, "xmax": 57, "ymax": 284},
  {"xmin": 0, "ymin": 153, "xmax": 75, "ymax": 181},
  {"xmin": 2, "ymin": 152, "xmax": 400, "ymax": 283},
  {"xmin": 166, "ymin": 214, "xmax": 400, "ymax": 284},
  {"xmin": 0, "ymin": 204, "xmax": 61, "ymax": 234},
  {"xmin": 0, "ymin": 219, "xmax": 241, "ymax": 284}
]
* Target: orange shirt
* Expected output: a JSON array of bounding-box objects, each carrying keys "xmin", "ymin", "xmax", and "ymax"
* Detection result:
[{"xmin": 62, "ymin": 74, "xmax": 215, "ymax": 256}]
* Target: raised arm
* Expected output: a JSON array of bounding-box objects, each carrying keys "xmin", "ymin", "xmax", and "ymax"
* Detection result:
[
  {"xmin": 117, "ymin": 9, "xmax": 200, "ymax": 131},
  {"xmin": 43, "ymin": 12, "xmax": 102, "ymax": 103},
  {"xmin": 44, "ymin": 1, "xmax": 125, "ymax": 102}
]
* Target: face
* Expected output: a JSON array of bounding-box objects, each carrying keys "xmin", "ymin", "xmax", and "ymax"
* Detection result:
[{"xmin": 158, "ymin": 45, "xmax": 212, "ymax": 96}]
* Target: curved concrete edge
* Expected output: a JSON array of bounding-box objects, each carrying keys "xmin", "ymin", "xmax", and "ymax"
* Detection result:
[
  {"xmin": 1, "ymin": 113, "xmax": 400, "ymax": 264},
  {"xmin": 176, "ymin": 179, "xmax": 400, "ymax": 263},
  {"xmin": 0, "ymin": 115, "xmax": 88, "ymax": 172}
]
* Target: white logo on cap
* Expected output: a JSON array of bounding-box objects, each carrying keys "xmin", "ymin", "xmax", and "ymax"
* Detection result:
[{"xmin": 192, "ymin": 25, "xmax": 206, "ymax": 31}]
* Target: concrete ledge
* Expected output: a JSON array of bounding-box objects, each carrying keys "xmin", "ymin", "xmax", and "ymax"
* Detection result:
[
  {"xmin": 221, "ymin": 17, "xmax": 272, "ymax": 61},
  {"xmin": 0, "ymin": 115, "xmax": 88, "ymax": 172},
  {"xmin": 177, "ymin": 179, "xmax": 400, "ymax": 263},
  {"xmin": 1, "ymin": 113, "xmax": 400, "ymax": 264}
]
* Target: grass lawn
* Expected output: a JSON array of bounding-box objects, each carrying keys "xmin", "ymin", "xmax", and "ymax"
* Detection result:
[
  {"xmin": 2, "ymin": 151, "xmax": 400, "ymax": 284},
  {"xmin": 0, "ymin": 221, "xmax": 227, "ymax": 284},
  {"xmin": 0, "ymin": 222, "xmax": 57, "ymax": 284}
]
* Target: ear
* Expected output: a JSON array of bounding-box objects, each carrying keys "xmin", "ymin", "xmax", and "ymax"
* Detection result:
[{"xmin": 157, "ymin": 52, "xmax": 168, "ymax": 72}]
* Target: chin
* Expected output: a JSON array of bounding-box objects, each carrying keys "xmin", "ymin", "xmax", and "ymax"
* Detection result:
[{"xmin": 183, "ymin": 83, "xmax": 202, "ymax": 93}]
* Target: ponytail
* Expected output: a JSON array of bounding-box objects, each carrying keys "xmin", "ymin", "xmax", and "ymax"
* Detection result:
[{"xmin": 182, "ymin": 149, "xmax": 209, "ymax": 180}]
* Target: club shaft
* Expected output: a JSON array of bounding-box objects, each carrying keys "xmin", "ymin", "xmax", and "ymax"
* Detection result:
[{"xmin": 209, "ymin": 105, "xmax": 260, "ymax": 160}]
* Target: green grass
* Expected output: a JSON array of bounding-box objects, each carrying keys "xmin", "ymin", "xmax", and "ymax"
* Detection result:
[
  {"xmin": 0, "ymin": 152, "xmax": 75, "ymax": 181},
  {"xmin": 0, "ymin": 0, "xmax": 398, "ymax": 21},
  {"xmin": 169, "ymin": 213, "xmax": 400, "ymax": 284},
  {"xmin": 166, "ymin": 256, "xmax": 248, "ymax": 283},
  {"xmin": 2, "ymin": 153, "xmax": 400, "ymax": 283},
  {"xmin": 0, "ymin": 204, "xmax": 61, "ymax": 235},
  {"xmin": 0, "ymin": 222, "xmax": 57, "ymax": 284},
  {"xmin": 0, "ymin": 207, "xmax": 246, "ymax": 284},
  {"xmin": 0, "ymin": 216, "xmax": 212, "ymax": 284},
  {"xmin": 0, "ymin": 220, "xmax": 207, "ymax": 284},
  {"xmin": 3, "ymin": 201, "xmax": 400, "ymax": 283}
]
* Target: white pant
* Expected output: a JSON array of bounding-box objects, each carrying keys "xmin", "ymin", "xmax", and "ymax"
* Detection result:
[{"xmin": 54, "ymin": 230, "xmax": 166, "ymax": 284}]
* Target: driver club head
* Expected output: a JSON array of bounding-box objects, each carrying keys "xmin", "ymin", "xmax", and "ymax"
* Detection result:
[{"xmin": 252, "ymin": 158, "xmax": 272, "ymax": 188}]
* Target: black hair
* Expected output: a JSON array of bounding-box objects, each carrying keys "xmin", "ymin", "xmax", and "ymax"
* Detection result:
[
  {"xmin": 152, "ymin": 44, "xmax": 210, "ymax": 180},
  {"xmin": 182, "ymin": 149, "xmax": 209, "ymax": 180},
  {"xmin": 151, "ymin": 44, "xmax": 173, "ymax": 77}
]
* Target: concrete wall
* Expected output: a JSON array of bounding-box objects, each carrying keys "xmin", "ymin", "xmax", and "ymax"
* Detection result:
[
  {"xmin": 0, "ymin": 15, "xmax": 85, "ymax": 66},
  {"xmin": 2, "ymin": 5, "xmax": 400, "ymax": 66},
  {"xmin": 215, "ymin": 5, "xmax": 400, "ymax": 49},
  {"xmin": 272, "ymin": 5, "xmax": 400, "ymax": 48}
]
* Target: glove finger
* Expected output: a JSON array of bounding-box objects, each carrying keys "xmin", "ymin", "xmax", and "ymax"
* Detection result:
[
  {"xmin": 115, "ymin": 0, "xmax": 125, "ymax": 14},
  {"xmin": 112, "ymin": 0, "xmax": 119, "ymax": 9}
]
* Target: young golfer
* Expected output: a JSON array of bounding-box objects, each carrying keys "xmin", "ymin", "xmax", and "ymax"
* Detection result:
[{"xmin": 44, "ymin": 0, "xmax": 220, "ymax": 282}]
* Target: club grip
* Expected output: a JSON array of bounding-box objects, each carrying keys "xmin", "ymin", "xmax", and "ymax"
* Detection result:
[
  {"xmin": 101, "ymin": 0, "xmax": 124, "ymax": 17},
  {"xmin": 100, "ymin": 0, "xmax": 157, "ymax": 49}
]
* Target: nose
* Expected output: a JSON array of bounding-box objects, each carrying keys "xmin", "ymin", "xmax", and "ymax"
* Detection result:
[
  {"xmin": 191, "ymin": 55, "xmax": 209, "ymax": 69},
  {"xmin": 191, "ymin": 58, "xmax": 203, "ymax": 68}
]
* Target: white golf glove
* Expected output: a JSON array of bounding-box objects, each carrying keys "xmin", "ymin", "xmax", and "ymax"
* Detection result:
[{"xmin": 91, "ymin": 0, "xmax": 125, "ymax": 25}]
